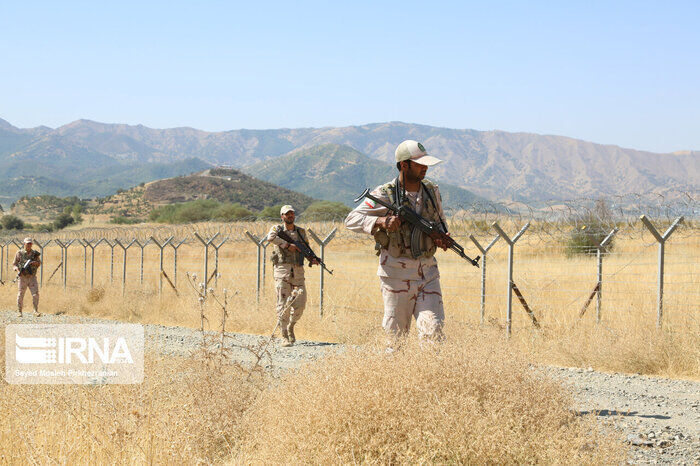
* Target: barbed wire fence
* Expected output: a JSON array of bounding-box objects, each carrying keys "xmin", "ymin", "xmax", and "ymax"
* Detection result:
[{"xmin": 0, "ymin": 192, "xmax": 698, "ymax": 337}]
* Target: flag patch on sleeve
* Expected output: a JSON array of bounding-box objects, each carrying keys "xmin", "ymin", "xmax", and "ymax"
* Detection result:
[{"xmin": 364, "ymin": 199, "xmax": 376, "ymax": 208}]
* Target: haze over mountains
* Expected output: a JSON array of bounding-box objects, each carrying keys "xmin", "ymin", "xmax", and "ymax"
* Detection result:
[{"xmin": 1, "ymin": 117, "xmax": 697, "ymax": 206}]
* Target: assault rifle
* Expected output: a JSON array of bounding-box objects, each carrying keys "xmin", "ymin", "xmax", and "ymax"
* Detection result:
[
  {"xmin": 275, "ymin": 229, "xmax": 333, "ymax": 275},
  {"xmin": 13, "ymin": 259, "xmax": 35, "ymax": 283},
  {"xmin": 354, "ymin": 188, "xmax": 480, "ymax": 267}
]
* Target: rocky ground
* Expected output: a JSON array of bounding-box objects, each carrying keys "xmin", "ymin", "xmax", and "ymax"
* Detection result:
[{"xmin": 2, "ymin": 311, "xmax": 699, "ymax": 464}]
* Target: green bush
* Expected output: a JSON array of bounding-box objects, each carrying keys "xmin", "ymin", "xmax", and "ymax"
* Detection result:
[
  {"xmin": 53, "ymin": 213, "xmax": 75, "ymax": 230},
  {"xmin": 149, "ymin": 199, "xmax": 253, "ymax": 224},
  {"xmin": 212, "ymin": 203, "xmax": 253, "ymax": 221},
  {"xmin": 565, "ymin": 200, "xmax": 615, "ymax": 257},
  {"xmin": 258, "ymin": 204, "xmax": 285, "ymax": 220},
  {"xmin": 110, "ymin": 216, "xmax": 141, "ymax": 225},
  {"xmin": 1, "ymin": 215, "xmax": 25, "ymax": 231},
  {"xmin": 302, "ymin": 201, "xmax": 351, "ymax": 221},
  {"xmin": 32, "ymin": 223, "xmax": 56, "ymax": 233}
]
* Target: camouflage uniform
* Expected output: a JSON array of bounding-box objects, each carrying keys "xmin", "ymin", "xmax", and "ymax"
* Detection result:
[
  {"xmin": 266, "ymin": 224, "xmax": 309, "ymax": 342},
  {"xmin": 13, "ymin": 248, "xmax": 41, "ymax": 315},
  {"xmin": 345, "ymin": 177, "xmax": 446, "ymax": 340}
]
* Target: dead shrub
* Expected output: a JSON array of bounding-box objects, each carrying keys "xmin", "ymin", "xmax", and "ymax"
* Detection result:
[
  {"xmin": 236, "ymin": 330, "xmax": 626, "ymax": 464},
  {"xmin": 86, "ymin": 286, "xmax": 106, "ymax": 303}
]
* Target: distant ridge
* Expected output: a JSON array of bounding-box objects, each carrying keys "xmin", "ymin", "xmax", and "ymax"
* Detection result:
[
  {"xmin": 245, "ymin": 143, "xmax": 489, "ymax": 208},
  {"xmin": 1, "ymin": 118, "xmax": 697, "ymax": 203}
]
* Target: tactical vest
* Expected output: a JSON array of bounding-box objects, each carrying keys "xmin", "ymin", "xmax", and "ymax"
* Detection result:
[
  {"xmin": 16, "ymin": 249, "xmax": 40, "ymax": 276},
  {"xmin": 270, "ymin": 225, "xmax": 308, "ymax": 266},
  {"xmin": 372, "ymin": 179, "xmax": 442, "ymax": 259}
]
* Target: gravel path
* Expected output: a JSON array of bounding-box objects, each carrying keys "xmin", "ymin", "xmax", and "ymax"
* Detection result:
[{"xmin": 2, "ymin": 311, "xmax": 698, "ymax": 464}]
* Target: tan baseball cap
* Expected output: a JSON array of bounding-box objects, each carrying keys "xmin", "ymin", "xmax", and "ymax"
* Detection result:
[
  {"xmin": 23, "ymin": 237, "xmax": 34, "ymax": 244},
  {"xmin": 280, "ymin": 205, "xmax": 295, "ymax": 215},
  {"xmin": 395, "ymin": 140, "xmax": 443, "ymax": 166}
]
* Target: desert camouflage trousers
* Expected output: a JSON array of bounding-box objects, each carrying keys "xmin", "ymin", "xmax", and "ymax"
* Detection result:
[
  {"xmin": 17, "ymin": 275, "xmax": 39, "ymax": 312},
  {"xmin": 275, "ymin": 277, "xmax": 307, "ymax": 327},
  {"xmin": 380, "ymin": 275, "xmax": 444, "ymax": 340}
]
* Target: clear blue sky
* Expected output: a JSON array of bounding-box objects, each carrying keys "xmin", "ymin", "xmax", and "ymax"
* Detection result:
[{"xmin": 1, "ymin": 1, "xmax": 698, "ymax": 152}]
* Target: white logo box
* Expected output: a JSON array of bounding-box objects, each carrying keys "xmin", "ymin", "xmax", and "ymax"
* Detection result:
[{"xmin": 6, "ymin": 324, "xmax": 144, "ymax": 384}]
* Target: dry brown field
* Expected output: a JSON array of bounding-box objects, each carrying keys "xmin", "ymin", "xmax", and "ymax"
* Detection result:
[
  {"xmin": 1, "ymin": 219, "xmax": 698, "ymax": 378},
  {"xmin": 0, "ymin": 219, "xmax": 696, "ymax": 463}
]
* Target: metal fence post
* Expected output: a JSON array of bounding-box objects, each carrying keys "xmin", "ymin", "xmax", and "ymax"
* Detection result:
[
  {"xmin": 596, "ymin": 228, "xmax": 617, "ymax": 324},
  {"xmin": 492, "ymin": 222, "xmax": 530, "ymax": 337},
  {"xmin": 169, "ymin": 239, "xmax": 187, "ymax": 288},
  {"xmin": 32, "ymin": 240, "xmax": 44, "ymax": 288},
  {"xmin": 105, "ymin": 240, "xmax": 117, "ymax": 284},
  {"xmin": 261, "ymin": 240, "xmax": 269, "ymax": 287},
  {"xmin": 194, "ymin": 232, "xmax": 219, "ymax": 295},
  {"xmin": 55, "ymin": 239, "xmax": 75, "ymax": 291},
  {"xmin": 134, "ymin": 239, "xmax": 150, "ymax": 286},
  {"xmin": 211, "ymin": 237, "xmax": 228, "ymax": 287},
  {"xmin": 54, "ymin": 240, "xmax": 66, "ymax": 290},
  {"xmin": 150, "ymin": 236, "xmax": 173, "ymax": 297},
  {"xmin": 0, "ymin": 242, "xmax": 4, "ymax": 283},
  {"xmin": 114, "ymin": 239, "xmax": 136, "ymax": 296},
  {"xmin": 469, "ymin": 234, "xmax": 499, "ymax": 324},
  {"xmin": 87, "ymin": 238, "xmax": 105, "ymax": 289},
  {"xmin": 639, "ymin": 215, "xmax": 684, "ymax": 328},
  {"xmin": 308, "ymin": 228, "xmax": 337, "ymax": 317},
  {"xmin": 245, "ymin": 231, "xmax": 265, "ymax": 302},
  {"xmin": 79, "ymin": 239, "xmax": 89, "ymax": 285}
]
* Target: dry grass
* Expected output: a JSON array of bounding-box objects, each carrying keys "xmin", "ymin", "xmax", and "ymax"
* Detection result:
[
  {"xmin": 235, "ymin": 332, "xmax": 626, "ymax": 464},
  {"xmin": 0, "ymin": 328, "xmax": 627, "ymax": 464},
  {"xmin": 0, "ymin": 350, "xmax": 258, "ymax": 463},
  {"xmin": 1, "ymin": 221, "xmax": 696, "ymax": 379}
]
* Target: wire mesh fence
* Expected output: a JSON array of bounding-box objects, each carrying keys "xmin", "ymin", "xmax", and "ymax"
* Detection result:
[{"xmin": 1, "ymin": 194, "xmax": 698, "ymax": 337}]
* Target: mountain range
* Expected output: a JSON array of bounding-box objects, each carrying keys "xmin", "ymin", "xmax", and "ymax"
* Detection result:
[
  {"xmin": 1, "ymin": 117, "xmax": 697, "ymax": 207},
  {"xmin": 244, "ymin": 144, "xmax": 489, "ymax": 208}
]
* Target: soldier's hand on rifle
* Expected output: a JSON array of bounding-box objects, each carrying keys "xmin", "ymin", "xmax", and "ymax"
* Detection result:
[
  {"xmin": 309, "ymin": 258, "xmax": 320, "ymax": 266},
  {"xmin": 377, "ymin": 215, "xmax": 401, "ymax": 232},
  {"xmin": 287, "ymin": 244, "xmax": 301, "ymax": 253},
  {"xmin": 433, "ymin": 233, "xmax": 451, "ymax": 251}
]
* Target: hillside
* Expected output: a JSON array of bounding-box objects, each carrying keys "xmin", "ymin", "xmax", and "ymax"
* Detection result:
[
  {"xmin": 89, "ymin": 168, "xmax": 315, "ymax": 219},
  {"xmin": 245, "ymin": 143, "xmax": 490, "ymax": 208},
  {"xmin": 1, "ymin": 118, "xmax": 697, "ymax": 204}
]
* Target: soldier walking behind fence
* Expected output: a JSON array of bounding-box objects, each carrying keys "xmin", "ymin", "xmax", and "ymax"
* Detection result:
[
  {"xmin": 266, "ymin": 205, "xmax": 318, "ymax": 347},
  {"xmin": 13, "ymin": 237, "xmax": 42, "ymax": 317}
]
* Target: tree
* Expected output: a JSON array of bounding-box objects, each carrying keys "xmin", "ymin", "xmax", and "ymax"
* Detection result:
[
  {"xmin": 1, "ymin": 215, "xmax": 25, "ymax": 231},
  {"xmin": 302, "ymin": 201, "xmax": 351, "ymax": 221},
  {"xmin": 258, "ymin": 204, "xmax": 285, "ymax": 220},
  {"xmin": 213, "ymin": 203, "xmax": 253, "ymax": 221},
  {"xmin": 71, "ymin": 203, "xmax": 83, "ymax": 223},
  {"xmin": 54, "ymin": 213, "xmax": 75, "ymax": 230}
]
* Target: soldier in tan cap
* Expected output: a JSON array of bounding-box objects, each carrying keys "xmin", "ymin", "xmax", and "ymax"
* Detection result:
[
  {"xmin": 266, "ymin": 205, "xmax": 318, "ymax": 346},
  {"xmin": 13, "ymin": 237, "xmax": 42, "ymax": 317},
  {"xmin": 345, "ymin": 140, "xmax": 450, "ymax": 343}
]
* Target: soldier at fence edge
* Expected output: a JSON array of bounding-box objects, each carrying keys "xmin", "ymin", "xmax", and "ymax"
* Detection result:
[
  {"xmin": 344, "ymin": 140, "xmax": 451, "ymax": 344},
  {"xmin": 13, "ymin": 237, "xmax": 42, "ymax": 317},
  {"xmin": 266, "ymin": 205, "xmax": 318, "ymax": 347}
]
